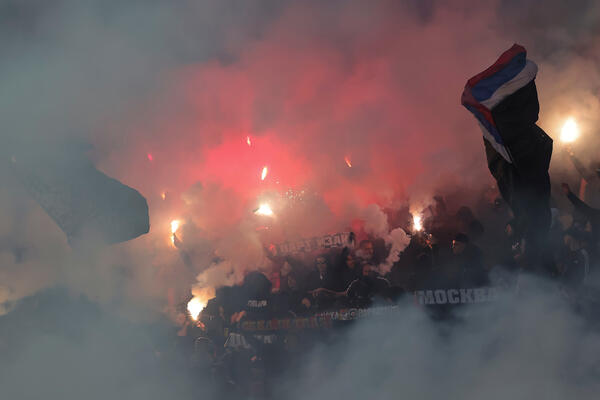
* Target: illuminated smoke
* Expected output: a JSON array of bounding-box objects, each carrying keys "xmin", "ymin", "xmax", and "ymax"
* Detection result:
[{"xmin": 363, "ymin": 204, "xmax": 410, "ymax": 273}]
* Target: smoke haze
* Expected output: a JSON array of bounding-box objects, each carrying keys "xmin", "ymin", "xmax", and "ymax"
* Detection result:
[{"xmin": 1, "ymin": 0, "xmax": 600, "ymax": 398}]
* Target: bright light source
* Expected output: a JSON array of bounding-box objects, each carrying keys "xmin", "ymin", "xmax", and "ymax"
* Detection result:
[
  {"xmin": 255, "ymin": 204, "xmax": 274, "ymax": 216},
  {"xmin": 413, "ymin": 214, "xmax": 423, "ymax": 232},
  {"xmin": 261, "ymin": 166, "xmax": 268, "ymax": 181},
  {"xmin": 561, "ymin": 117, "xmax": 579, "ymax": 143},
  {"xmin": 344, "ymin": 156, "xmax": 352, "ymax": 168},
  {"xmin": 187, "ymin": 297, "xmax": 206, "ymax": 320}
]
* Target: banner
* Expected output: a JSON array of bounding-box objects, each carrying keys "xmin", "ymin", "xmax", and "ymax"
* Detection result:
[
  {"xmin": 240, "ymin": 305, "xmax": 402, "ymax": 332},
  {"xmin": 274, "ymin": 232, "xmax": 354, "ymax": 256},
  {"xmin": 237, "ymin": 287, "xmax": 507, "ymax": 333},
  {"xmin": 414, "ymin": 287, "xmax": 499, "ymax": 305}
]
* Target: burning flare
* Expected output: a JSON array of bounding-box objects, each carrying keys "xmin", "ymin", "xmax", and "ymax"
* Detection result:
[
  {"xmin": 561, "ymin": 117, "xmax": 579, "ymax": 143},
  {"xmin": 344, "ymin": 156, "xmax": 352, "ymax": 168},
  {"xmin": 170, "ymin": 219, "xmax": 181, "ymax": 246},
  {"xmin": 161, "ymin": 191, "xmax": 166, "ymax": 200},
  {"xmin": 147, "ymin": 153, "xmax": 153, "ymax": 161},
  {"xmin": 261, "ymin": 166, "xmax": 268, "ymax": 181},
  {"xmin": 255, "ymin": 203, "xmax": 274, "ymax": 216},
  {"xmin": 412, "ymin": 214, "xmax": 423, "ymax": 232},
  {"xmin": 187, "ymin": 297, "xmax": 206, "ymax": 320},
  {"xmin": 246, "ymin": 136, "xmax": 252, "ymax": 146}
]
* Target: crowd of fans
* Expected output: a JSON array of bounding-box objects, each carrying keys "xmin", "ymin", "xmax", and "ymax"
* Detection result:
[{"xmin": 168, "ymin": 151, "xmax": 600, "ymax": 397}]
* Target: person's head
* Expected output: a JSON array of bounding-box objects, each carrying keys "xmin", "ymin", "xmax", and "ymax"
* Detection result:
[
  {"xmin": 425, "ymin": 233, "xmax": 437, "ymax": 247},
  {"xmin": 243, "ymin": 271, "xmax": 272, "ymax": 297},
  {"xmin": 287, "ymin": 274, "xmax": 298, "ymax": 290},
  {"xmin": 452, "ymin": 233, "xmax": 469, "ymax": 255},
  {"xmin": 346, "ymin": 253, "xmax": 355, "ymax": 269},
  {"xmin": 505, "ymin": 221, "xmax": 514, "ymax": 237},
  {"xmin": 359, "ymin": 240, "xmax": 374, "ymax": 259},
  {"xmin": 362, "ymin": 263, "xmax": 373, "ymax": 277},
  {"xmin": 315, "ymin": 256, "xmax": 328, "ymax": 274},
  {"xmin": 281, "ymin": 261, "xmax": 293, "ymax": 277}
]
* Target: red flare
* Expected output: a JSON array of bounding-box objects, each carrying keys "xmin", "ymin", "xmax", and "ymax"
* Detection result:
[{"xmin": 261, "ymin": 166, "xmax": 268, "ymax": 181}]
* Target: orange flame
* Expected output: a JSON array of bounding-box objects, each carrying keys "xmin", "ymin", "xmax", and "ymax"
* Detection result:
[
  {"xmin": 255, "ymin": 204, "xmax": 274, "ymax": 216},
  {"xmin": 187, "ymin": 297, "xmax": 206, "ymax": 320},
  {"xmin": 413, "ymin": 214, "xmax": 423, "ymax": 232},
  {"xmin": 246, "ymin": 136, "xmax": 252, "ymax": 146},
  {"xmin": 170, "ymin": 220, "xmax": 180, "ymax": 246},
  {"xmin": 560, "ymin": 117, "xmax": 579, "ymax": 143},
  {"xmin": 187, "ymin": 287, "xmax": 216, "ymax": 320},
  {"xmin": 344, "ymin": 156, "xmax": 352, "ymax": 168},
  {"xmin": 261, "ymin": 166, "xmax": 268, "ymax": 181},
  {"xmin": 161, "ymin": 192, "xmax": 166, "ymax": 200}
]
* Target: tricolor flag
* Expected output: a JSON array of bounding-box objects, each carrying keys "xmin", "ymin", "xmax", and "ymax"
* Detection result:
[
  {"xmin": 461, "ymin": 44, "xmax": 538, "ymax": 163},
  {"xmin": 461, "ymin": 44, "xmax": 553, "ymax": 268}
]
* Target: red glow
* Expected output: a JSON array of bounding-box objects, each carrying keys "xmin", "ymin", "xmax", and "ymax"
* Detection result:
[
  {"xmin": 114, "ymin": 2, "xmax": 497, "ymax": 235},
  {"xmin": 147, "ymin": 153, "xmax": 153, "ymax": 161}
]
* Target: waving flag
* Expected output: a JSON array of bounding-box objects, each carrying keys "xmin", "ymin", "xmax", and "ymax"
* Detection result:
[
  {"xmin": 12, "ymin": 150, "xmax": 149, "ymax": 245},
  {"xmin": 461, "ymin": 44, "xmax": 553, "ymax": 269},
  {"xmin": 461, "ymin": 44, "xmax": 538, "ymax": 163}
]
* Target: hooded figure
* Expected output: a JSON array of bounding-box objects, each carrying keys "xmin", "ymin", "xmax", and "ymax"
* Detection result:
[{"xmin": 462, "ymin": 44, "xmax": 552, "ymax": 270}]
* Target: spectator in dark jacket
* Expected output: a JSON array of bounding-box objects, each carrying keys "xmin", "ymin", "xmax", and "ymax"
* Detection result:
[
  {"xmin": 336, "ymin": 247, "xmax": 360, "ymax": 291},
  {"xmin": 356, "ymin": 239, "xmax": 376, "ymax": 265},
  {"xmin": 305, "ymin": 256, "xmax": 336, "ymax": 291},
  {"xmin": 562, "ymin": 183, "xmax": 600, "ymax": 251},
  {"xmin": 451, "ymin": 233, "xmax": 488, "ymax": 287},
  {"xmin": 345, "ymin": 264, "xmax": 391, "ymax": 306},
  {"xmin": 556, "ymin": 228, "xmax": 590, "ymax": 289},
  {"xmin": 279, "ymin": 274, "xmax": 312, "ymax": 316}
]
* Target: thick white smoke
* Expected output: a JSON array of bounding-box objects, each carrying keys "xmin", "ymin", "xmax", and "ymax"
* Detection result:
[{"xmin": 362, "ymin": 204, "xmax": 411, "ymax": 273}]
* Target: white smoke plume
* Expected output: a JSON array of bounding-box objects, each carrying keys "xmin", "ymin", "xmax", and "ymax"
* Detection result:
[{"xmin": 362, "ymin": 204, "xmax": 411, "ymax": 273}]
